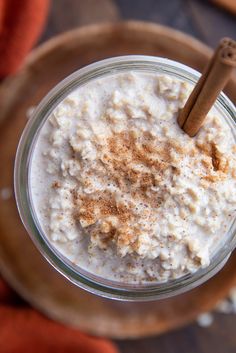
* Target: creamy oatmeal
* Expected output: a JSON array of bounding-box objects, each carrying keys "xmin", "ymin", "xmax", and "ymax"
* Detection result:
[{"xmin": 30, "ymin": 72, "xmax": 236, "ymax": 283}]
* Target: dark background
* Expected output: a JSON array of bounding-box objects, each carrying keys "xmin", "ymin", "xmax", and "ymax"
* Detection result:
[{"xmin": 40, "ymin": 1, "xmax": 236, "ymax": 352}]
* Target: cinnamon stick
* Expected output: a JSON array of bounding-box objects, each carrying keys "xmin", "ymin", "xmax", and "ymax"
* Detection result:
[
  {"xmin": 178, "ymin": 38, "xmax": 236, "ymax": 137},
  {"xmin": 178, "ymin": 38, "xmax": 231, "ymax": 128}
]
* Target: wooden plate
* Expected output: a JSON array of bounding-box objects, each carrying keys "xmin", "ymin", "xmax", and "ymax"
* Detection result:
[{"xmin": 0, "ymin": 21, "xmax": 236, "ymax": 339}]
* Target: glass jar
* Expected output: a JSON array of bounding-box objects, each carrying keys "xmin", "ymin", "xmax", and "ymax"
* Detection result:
[{"xmin": 14, "ymin": 56, "xmax": 236, "ymax": 301}]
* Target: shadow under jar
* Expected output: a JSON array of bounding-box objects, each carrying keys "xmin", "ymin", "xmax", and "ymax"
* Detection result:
[{"xmin": 14, "ymin": 56, "xmax": 236, "ymax": 301}]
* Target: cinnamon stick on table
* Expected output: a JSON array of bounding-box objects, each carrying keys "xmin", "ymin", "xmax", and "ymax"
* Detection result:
[{"xmin": 178, "ymin": 38, "xmax": 236, "ymax": 137}]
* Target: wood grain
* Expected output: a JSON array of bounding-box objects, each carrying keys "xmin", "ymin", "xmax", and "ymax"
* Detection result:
[{"xmin": 0, "ymin": 22, "xmax": 236, "ymax": 340}]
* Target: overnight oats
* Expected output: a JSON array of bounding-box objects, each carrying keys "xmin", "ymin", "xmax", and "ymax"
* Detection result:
[{"xmin": 15, "ymin": 57, "xmax": 236, "ymax": 299}]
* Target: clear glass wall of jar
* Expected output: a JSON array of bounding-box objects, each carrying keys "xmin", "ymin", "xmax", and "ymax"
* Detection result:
[{"xmin": 14, "ymin": 56, "xmax": 236, "ymax": 301}]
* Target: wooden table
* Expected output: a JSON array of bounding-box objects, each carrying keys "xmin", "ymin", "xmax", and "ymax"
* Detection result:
[{"xmin": 36, "ymin": 1, "xmax": 236, "ymax": 352}]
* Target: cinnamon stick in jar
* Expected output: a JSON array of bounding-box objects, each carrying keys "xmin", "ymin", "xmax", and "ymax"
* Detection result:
[{"xmin": 178, "ymin": 38, "xmax": 236, "ymax": 137}]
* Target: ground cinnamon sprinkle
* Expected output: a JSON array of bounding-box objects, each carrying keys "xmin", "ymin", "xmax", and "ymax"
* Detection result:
[
  {"xmin": 51, "ymin": 181, "xmax": 61, "ymax": 189},
  {"xmin": 196, "ymin": 141, "xmax": 230, "ymax": 182},
  {"xmin": 74, "ymin": 131, "xmax": 177, "ymax": 248},
  {"xmin": 232, "ymin": 169, "xmax": 236, "ymax": 179},
  {"xmin": 74, "ymin": 127, "xmax": 232, "ymax": 247},
  {"xmin": 76, "ymin": 192, "xmax": 134, "ymax": 247},
  {"xmin": 211, "ymin": 143, "xmax": 221, "ymax": 171},
  {"xmin": 106, "ymin": 131, "xmax": 172, "ymax": 180},
  {"xmin": 78, "ymin": 193, "xmax": 131, "ymax": 226}
]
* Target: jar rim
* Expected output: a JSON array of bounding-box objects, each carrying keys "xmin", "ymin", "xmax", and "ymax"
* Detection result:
[{"xmin": 14, "ymin": 55, "xmax": 236, "ymax": 301}]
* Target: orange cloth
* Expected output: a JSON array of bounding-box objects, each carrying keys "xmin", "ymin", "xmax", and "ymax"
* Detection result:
[
  {"xmin": 0, "ymin": 0, "xmax": 50, "ymax": 78},
  {"xmin": 0, "ymin": 278, "xmax": 119, "ymax": 353}
]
